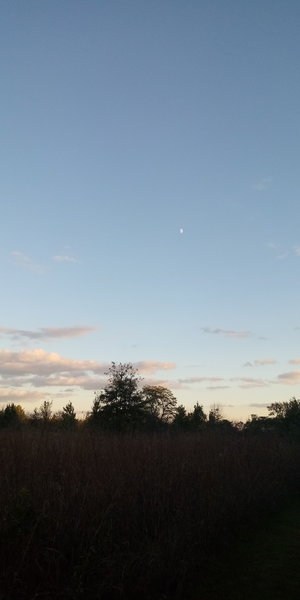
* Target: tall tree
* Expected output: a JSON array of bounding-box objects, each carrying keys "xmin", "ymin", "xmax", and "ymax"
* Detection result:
[
  {"xmin": 39, "ymin": 400, "xmax": 53, "ymax": 423},
  {"xmin": 142, "ymin": 385, "xmax": 177, "ymax": 424},
  {"xmin": 95, "ymin": 362, "xmax": 145, "ymax": 430},
  {"xmin": 268, "ymin": 398, "xmax": 300, "ymax": 436},
  {"xmin": 60, "ymin": 401, "xmax": 77, "ymax": 428},
  {"xmin": 189, "ymin": 402, "xmax": 206, "ymax": 431},
  {"xmin": 172, "ymin": 405, "xmax": 190, "ymax": 430},
  {"xmin": 0, "ymin": 404, "xmax": 26, "ymax": 428}
]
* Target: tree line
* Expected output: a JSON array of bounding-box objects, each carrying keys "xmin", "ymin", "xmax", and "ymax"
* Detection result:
[{"xmin": 1, "ymin": 362, "xmax": 300, "ymax": 436}]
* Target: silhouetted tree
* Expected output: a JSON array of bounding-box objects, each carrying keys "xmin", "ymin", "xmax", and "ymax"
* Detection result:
[
  {"xmin": 172, "ymin": 405, "xmax": 190, "ymax": 430},
  {"xmin": 29, "ymin": 400, "xmax": 53, "ymax": 427},
  {"xmin": 189, "ymin": 402, "xmax": 207, "ymax": 431},
  {"xmin": 94, "ymin": 362, "xmax": 145, "ymax": 431},
  {"xmin": 142, "ymin": 385, "xmax": 177, "ymax": 424},
  {"xmin": 244, "ymin": 414, "xmax": 275, "ymax": 435},
  {"xmin": 60, "ymin": 401, "xmax": 77, "ymax": 428},
  {"xmin": 40, "ymin": 400, "xmax": 53, "ymax": 423},
  {"xmin": 208, "ymin": 405, "xmax": 223, "ymax": 427},
  {"xmin": 0, "ymin": 404, "xmax": 26, "ymax": 428},
  {"xmin": 267, "ymin": 397, "xmax": 300, "ymax": 437},
  {"xmin": 88, "ymin": 395, "xmax": 103, "ymax": 427}
]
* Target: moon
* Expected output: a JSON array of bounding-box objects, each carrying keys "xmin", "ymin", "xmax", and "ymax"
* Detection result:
[{"xmin": 179, "ymin": 228, "xmax": 184, "ymax": 234}]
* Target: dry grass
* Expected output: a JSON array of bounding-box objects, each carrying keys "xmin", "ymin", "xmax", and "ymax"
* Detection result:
[{"xmin": 0, "ymin": 429, "xmax": 299, "ymax": 599}]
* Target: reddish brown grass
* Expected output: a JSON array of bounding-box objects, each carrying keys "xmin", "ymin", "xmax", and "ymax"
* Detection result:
[{"xmin": 0, "ymin": 430, "xmax": 299, "ymax": 599}]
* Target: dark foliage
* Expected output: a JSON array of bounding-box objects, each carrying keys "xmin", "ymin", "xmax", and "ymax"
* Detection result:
[{"xmin": 0, "ymin": 429, "xmax": 300, "ymax": 599}]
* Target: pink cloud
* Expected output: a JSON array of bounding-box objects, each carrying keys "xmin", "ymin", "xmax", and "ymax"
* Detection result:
[
  {"xmin": 202, "ymin": 327, "xmax": 251, "ymax": 339},
  {"xmin": 278, "ymin": 371, "xmax": 300, "ymax": 384},
  {"xmin": 254, "ymin": 359, "xmax": 276, "ymax": 366},
  {"xmin": 0, "ymin": 326, "xmax": 97, "ymax": 340},
  {"xmin": 134, "ymin": 361, "xmax": 176, "ymax": 375},
  {"xmin": 0, "ymin": 389, "xmax": 47, "ymax": 403}
]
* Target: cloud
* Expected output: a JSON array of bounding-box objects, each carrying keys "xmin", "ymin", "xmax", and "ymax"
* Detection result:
[
  {"xmin": 289, "ymin": 359, "xmax": 300, "ymax": 364},
  {"xmin": 249, "ymin": 403, "xmax": 269, "ymax": 408},
  {"xmin": 52, "ymin": 255, "xmax": 81, "ymax": 264},
  {"xmin": 10, "ymin": 251, "xmax": 46, "ymax": 274},
  {"xmin": 27, "ymin": 375, "xmax": 107, "ymax": 391},
  {"xmin": 278, "ymin": 371, "xmax": 300, "ymax": 384},
  {"xmin": 141, "ymin": 378, "xmax": 185, "ymax": 390},
  {"xmin": 0, "ymin": 389, "xmax": 47, "ymax": 403},
  {"xmin": 277, "ymin": 251, "xmax": 289, "ymax": 260},
  {"xmin": 0, "ymin": 349, "xmax": 107, "ymax": 378},
  {"xmin": 135, "ymin": 361, "xmax": 176, "ymax": 375},
  {"xmin": 244, "ymin": 362, "xmax": 253, "ymax": 367},
  {"xmin": 206, "ymin": 386, "xmax": 230, "ymax": 391},
  {"xmin": 0, "ymin": 326, "xmax": 97, "ymax": 341},
  {"xmin": 0, "ymin": 350, "xmax": 177, "ymax": 394},
  {"xmin": 202, "ymin": 327, "xmax": 251, "ymax": 339},
  {"xmin": 254, "ymin": 359, "xmax": 276, "ymax": 366},
  {"xmin": 293, "ymin": 247, "xmax": 300, "ymax": 256},
  {"xmin": 179, "ymin": 376, "xmax": 224, "ymax": 384},
  {"xmin": 252, "ymin": 177, "xmax": 272, "ymax": 191},
  {"xmin": 230, "ymin": 377, "xmax": 268, "ymax": 389}
]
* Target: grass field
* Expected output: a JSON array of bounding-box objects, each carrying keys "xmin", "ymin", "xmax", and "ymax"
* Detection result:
[
  {"xmin": 198, "ymin": 499, "xmax": 300, "ymax": 599},
  {"xmin": 0, "ymin": 429, "xmax": 299, "ymax": 599}
]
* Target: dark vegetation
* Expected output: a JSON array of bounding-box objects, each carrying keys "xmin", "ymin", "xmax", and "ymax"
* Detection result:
[
  {"xmin": 199, "ymin": 500, "xmax": 300, "ymax": 599},
  {"xmin": 1, "ymin": 363, "xmax": 300, "ymax": 599}
]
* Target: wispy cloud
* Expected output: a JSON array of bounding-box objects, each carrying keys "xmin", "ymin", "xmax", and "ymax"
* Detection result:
[
  {"xmin": 248, "ymin": 403, "xmax": 269, "ymax": 408},
  {"xmin": 27, "ymin": 375, "xmax": 107, "ymax": 391},
  {"xmin": 252, "ymin": 177, "xmax": 272, "ymax": 191},
  {"xmin": 52, "ymin": 255, "xmax": 81, "ymax": 264},
  {"xmin": 289, "ymin": 359, "xmax": 300, "ymax": 364},
  {"xmin": 206, "ymin": 386, "xmax": 230, "ymax": 391},
  {"xmin": 0, "ymin": 326, "xmax": 97, "ymax": 341},
  {"xmin": 0, "ymin": 350, "xmax": 176, "ymax": 392},
  {"xmin": 230, "ymin": 377, "xmax": 268, "ymax": 389},
  {"xmin": 266, "ymin": 242, "xmax": 300, "ymax": 260},
  {"xmin": 135, "ymin": 361, "xmax": 176, "ymax": 375},
  {"xmin": 179, "ymin": 376, "xmax": 224, "ymax": 384},
  {"xmin": 202, "ymin": 327, "xmax": 251, "ymax": 339},
  {"xmin": 142, "ymin": 378, "xmax": 184, "ymax": 390},
  {"xmin": 10, "ymin": 251, "xmax": 46, "ymax": 274},
  {"xmin": 0, "ymin": 389, "xmax": 47, "ymax": 403},
  {"xmin": 278, "ymin": 370, "xmax": 300, "ymax": 384},
  {"xmin": 244, "ymin": 359, "xmax": 276, "ymax": 367},
  {"xmin": 0, "ymin": 349, "xmax": 107, "ymax": 378},
  {"xmin": 254, "ymin": 359, "xmax": 277, "ymax": 366}
]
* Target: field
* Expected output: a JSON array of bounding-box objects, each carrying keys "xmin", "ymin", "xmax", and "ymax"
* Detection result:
[{"xmin": 0, "ymin": 429, "xmax": 300, "ymax": 599}]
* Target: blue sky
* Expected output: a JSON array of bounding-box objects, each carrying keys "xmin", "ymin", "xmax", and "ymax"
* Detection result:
[{"xmin": 1, "ymin": 0, "xmax": 300, "ymax": 420}]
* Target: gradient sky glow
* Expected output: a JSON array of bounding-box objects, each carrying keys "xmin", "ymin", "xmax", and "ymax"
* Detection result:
[{"xmin": 1, "ymin": 0, "xmax": 300, "ymax": 420}]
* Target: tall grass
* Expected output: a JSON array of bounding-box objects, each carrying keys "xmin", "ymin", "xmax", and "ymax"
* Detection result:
[{"xmin": 0, "ymin": 429, "xmax": 299, "ymax": 599}]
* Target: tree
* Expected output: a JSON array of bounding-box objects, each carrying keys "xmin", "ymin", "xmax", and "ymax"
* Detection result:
[
  {"xmin": 0, "ymin": 404, "xmax": 26, "ymax": 428},
  {"xmin": 88, "ymin": 395, "xmax": 103, "ymax": 427},
  {"xmin": 268, "ymin": 398, "xmax": 300, "ymax": 420},
  {"xmin": 172, "ymin": 405, "xmax": 190, "ymax": 430},
  {"xmin": 267, "ymin": 398, "xmax": 300, "ymax": 436},
  {"xmin": 142, "ymin": 385, "xmax": 177, "ymax": 424},
  {"xmin": 95, "ymin": 362, "xmax": 145, "ymax": 431},
  {"xmin": 208, "ymin": 405, "xmax": 223, "ymax": 427},
  {"xmin": 60, "ymin": 401, "xmax": 77, "ymax": 428},
  {"xmin": 29, "ymin": 400, "xmax": 53, "ymax": 426},
  {"xmin": 39, "ymin": 400, "xmax": 53, "ymax": 423},
  {"xmin": 244, "ymin": 414, "xmax": 275, "ymax": 435},
  {"xmin": 189, "ymin": 402, "xmax": 206, "ymax": 431}
]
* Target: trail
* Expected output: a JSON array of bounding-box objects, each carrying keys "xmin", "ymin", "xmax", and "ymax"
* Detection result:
[{"xmin": 196, "ymin": 500, "xmax": 300, "ymax": 600}]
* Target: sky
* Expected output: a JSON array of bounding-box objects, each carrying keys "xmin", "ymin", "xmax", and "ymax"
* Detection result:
[{"xmin": 1, "ymin": 0, "xmax": 300, "ymax": 421}]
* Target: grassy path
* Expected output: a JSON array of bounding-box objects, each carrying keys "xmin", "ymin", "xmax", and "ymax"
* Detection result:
[{"xmin": 196, "ymin": 500, "xmax": 300, "ymax": 599}]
